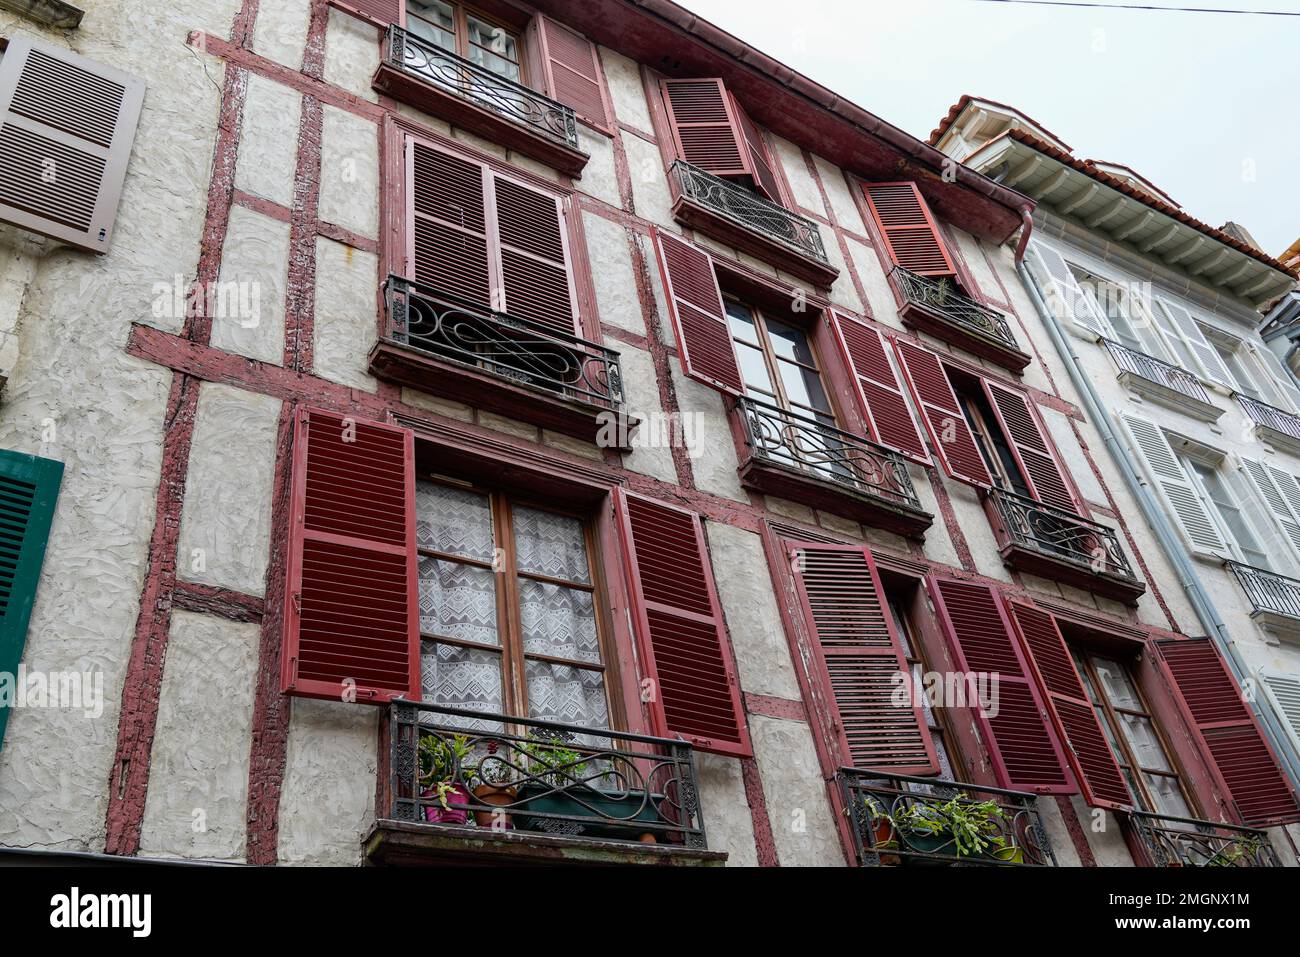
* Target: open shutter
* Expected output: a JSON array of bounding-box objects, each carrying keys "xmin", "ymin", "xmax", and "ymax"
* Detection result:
[
  {"xmin": 1154, "ymin": 638, "xmax": 1300, "ymax": 826},
  {"xmin": 281, "ymin": 408, "xmax": 419, "ymax": 704},
  {"xmin": 409, "ymin": 139, "xmax": 492, "ymax": 306},
  {"xmin": 332, "ymin": 0, "xmax": 401, "ymax": 27},
  {"xmin": 0, "ymin": 35, "xmax": 144, "ymax": 253},
  {"xmin": 1260, "ymin": 670, "xmax": 1300, "ymax": 761},
  {"xmin": 1024, "ymin": 241, "xmax": 1110, "ymax": 338},
  {"xmin": 1119, "ymin": 413, "xmax": 1227, "ymax": 556},
  {"xmin": 1154, "ymin": 300, "xmax": 1235, "ymax": 389},
  {"xmin": 615, "ymin": 490, "xmax": 750, "ymax": 757},
  {"xmin": 893, "ymin": 339, "xmax": 992, "ymax": 487},
  {"xmin": 830, "ymin": 312, "xmax": 929, "ymax": 464},
  {"xmin": 1240, "ymin": 458, "xmax": 1300, "ymax": 559},
  {"xmin": 1006, "ymin": 602, "xmax": 1132, "ymax": 810},
  {"xmin": 536, "ymin": 16, "xmax": 609, "ymax": 129},
  {"xmin": 491, "ymin": 172, "xmax": 578, "ymax": 334},
  {"xmin": 728, "ymin": 93, "xmax": 782, "ymax": 204},
  {"xmin": 1250, "ymin": 343, "xmax": 1300, "ymax": 413},
  {"xmin": 0, "ymin": 450, "xmax": 63, "ymax": 751},
  {"xmin": 790, "ymin": 543, "xmax": 938, "ymax": 774},
  {"xmin": 652, "ymin": 230, "xmax": 743, "ymax": 394},
  {"xmin": 983, "ymin": 381, "xmax": 1077, "ymax": 513},
  {"xmin": 928, "ymin": 578, "xmax": 1074, "ymax": 792},
  {"xmin": 660, "ymin": 78, "xmax": 747, "ymax": 178},
  {"xmin": 861, "ymin": 182, "xmax": 956, "ymax": 279}
]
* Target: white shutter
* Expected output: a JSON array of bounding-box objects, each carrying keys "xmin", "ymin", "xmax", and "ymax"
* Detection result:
[
  {"xmin": 1025, "ymin": 241, "xmax": 1110, "ymax": 338},
  {"xmin": 1250, "ymin": 343, "xmax": 1300, "ymax": 413},
  {"xmin": 1240, "ymin": 458, "xmax": 1300, "ymax": 561},
  {"xmin": 1120, "ymin": 413, "xmax": 1227, "ymax": 555},
  {"xmin": 1154, "ymin": 299, "xmax": 1236, "ymax": 389},
  {"xmin": 1260, "ymin": 671, "xmax": 1300, "ymax": 760}
]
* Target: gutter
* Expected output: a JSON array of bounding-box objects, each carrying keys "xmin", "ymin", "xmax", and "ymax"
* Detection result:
[{"xmin": 1015, "ymin": 253, "xmax": 1300, "ymax": 798}]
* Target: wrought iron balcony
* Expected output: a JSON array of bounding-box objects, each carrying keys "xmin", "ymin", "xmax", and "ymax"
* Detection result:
[
  {"xmin": 985, "ymin": 487, "xmax": 1145, "ymax": 603},
  {"xmin": 840, "ymin": 769, "xmax": 1057, "ymax": 867},
  {"xmin": 375, "ymin": 27, "xmax": 585, "ymax": 175},
  {"xmin": 892, "ymin": 266, "xmax": 1029, "ymax": 372},
  {"xmin": 1238, "ymin": 394, "xmax": 1300, "ymax": 455},
  {"xmin": 1131, "ymin": 811, "xmax": 1281, "ymax": 867},
  {"xmin": 736, "ymin": 395, "xmax": 932, "ymax": 536},
  {"xmin": 1226, "ymin": 560, "xmax": 1300, "ymax": 635},
  {"xmin": 1103, "ymin": 338, "xmax": 1220, "ymax": 420},
  {"xmin": 369, "ymin": 276, "xmax": 633, "ymax": 447},
  {"xmin": 367, "ymin": 700, "xmax": 722, "ymax": 865}
]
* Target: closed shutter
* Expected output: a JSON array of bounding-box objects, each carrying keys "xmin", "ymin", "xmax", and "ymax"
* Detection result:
[
  {"xmin": 332, "ymin": 0, "xmax": 401, "ymax": 27},
  {"xmin": 1120, "ymin": 413, "xmax": 1227, "ymax": 555},
  {"xmin": 281, "ymin": 408, "xmax": 419, "ymax": 704},
  {"xmin": 409, "ymin": 140, "xmax": 491, "ymax": 305},
  {"xmin": 1024, "ymin": 241, "xmax": 1110, "ymax": 338},
  {"xmin": 893, "ymin": 339, "xmax": 992, "ymax": 487},
  {"xmin": 1154, "ymin": 638, "xmax": 1300, "ymax": 826},
  {"xmin": 615, "ymin": 490, "xmax": 750, "ymax": 757},
  {"xmin": 492, "ymin": 173, "xmax": 578, "ymax": 334},
  {"xmin": 983, "ymin": 381, "xmax": 1077, "ymax": 513},
  {"xmin": 537, "ymin": 16, "xmax": 610, "ymax": 129},
  {"xmin": 928, "ymin": 577, "xmax": 1073, "ymax": 792},
  {"xmin": 0, "ymin": 35, "xmax": 145, "ymax": 253},
  {"xmin": 790, "ymin": 543, "xmax": 938, "ymax": 774},
  {"xmin": 0, "ymin": 449, "xmax": 63, "ymax": 751},
  {"xmin": 1006, "ymin": 602, "xmax": 1132, "ymax": 810},
  {"xmin": 861, "ymin": 182, "xmax": 957, "ymax": 279},
  {"xmin": 652, "ymin": 229, "xmax": 743, "ymax": 394},
  {"xmin": 830, "ymin": 312, "xmax": 929, "ymax": 464},
  {"xmin": 1154, "ymin": 299, "xmax": 1236, "ymax": 389},
  {"xmin": 1260, "ymin": 670, "xmax": 1300, "ymax": 761},
  {"xmin": 1240, "ymin": 458, "xmax": 1300, "ymax": 559}
]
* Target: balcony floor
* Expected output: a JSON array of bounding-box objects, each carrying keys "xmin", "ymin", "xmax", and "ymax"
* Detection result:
[
  {"xmin": 1000, "ymin": 542, "xmax": 1147, "ymax": 605},
  {"xmin": 898, "ymin": 299, "xmax": 1031, "ymax": 373}
]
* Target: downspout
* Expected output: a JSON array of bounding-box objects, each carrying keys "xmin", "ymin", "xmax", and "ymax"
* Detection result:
[{"xmin": 1014, "ymin": 230, "xmax": 1300, "ymax": 794}]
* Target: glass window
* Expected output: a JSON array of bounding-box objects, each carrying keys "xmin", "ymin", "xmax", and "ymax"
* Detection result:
[
  {"xmin": 887, "ymin": 593, "xmax": 957, "ymax": 783},
  {"xmin": 406, "ymin": 0, "xmax": 523, "ymax": 83},
  {"xmin": 1186, "ymin": 459, "xmax": 1269, "ymax": 569}
]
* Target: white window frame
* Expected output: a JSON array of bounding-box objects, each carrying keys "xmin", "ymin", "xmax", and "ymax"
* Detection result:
[{"xmin": 1180, "ymin": 449, "xmax": 1270, "ymax": 570}]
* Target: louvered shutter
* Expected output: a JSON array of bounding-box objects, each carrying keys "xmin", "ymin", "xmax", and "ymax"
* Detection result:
[
  {"xmin": 615, "ymin": 490, "xmax": 750, "ymax": 757},
  {"xmin": 652, "ymin": 230, "xmax": 743, "ymax": 394},
  {"xmin": 0, "ymin": 450, "xmax": 63, "ymax": 751},
  {"xmin": 1024, "ymin": 241, "xmax": 1110, "ymax": 338},
  {"xmin": 729, "ymin": 93, "xmax": 782, "ymax": 204},
  {"xmin": 790, "ymin": 543, "xmax": 938, "ymax": 774},
  {"xmin": 830, "ymin": 313, "xmax": 929, "ymax": 464},
  {"xmin": 1250, "ymin": 344, "xmax": 1300, "ymax": 413},
  {"xmin": 893, "ymin": 339, "xmax": 992, "ymax": 487},
  {"xmin": 409, "ymin": 140, "xmax": 491, "ymax": 306},
  {"xmin": 1154, "ymin": 638, "xmax": 1300, "ymax": 826},
  {"xmin": 983, "ymin": 381, "xmax": 1077, "ymax": 513},
  {"xmin": 660, "ymin": 78, "xmax": 748, "ymax": 179},
  {"xmin": 1006, "ymin": 602, "xmax": 1132, "ymax": 810},
  {"xmin": 1120, "ymin": 413, "xmax": 1227, "ymax": 555},
  {"xmin": 0, "ymin": 35, "xmax": 144, "ymax": 253},
  {"xmin": 1240, "ymin": 458, "xmax": 1300, "ymax": 559},
  {"xmin": 333, "ymin": 0, "xmax": 401, "ymax": 27},
  {"xmin": 1154, "ymin": 299, "xmax": 1235, "ymax": 389},
  {"xmin": 492, "ymin": 173, "xmax": 578, "ymax": 334},
  {"xmin": 281, "ymin": 408, "xmax": 419, "ymax": 704},
  {"xmin": 537, "ymin": 16, "xmax": 609, "ymax": 128},
  {"xmin": 928, "ymin": 578, "xmax": 1073, "ymax": 792},
  {"xmin": 861, "ymin": 182, "xmax": 957, "ymax": 279},
  {"xmin": 1260, "ymin": 670, "xmax": 1300, "ymax": 761}
]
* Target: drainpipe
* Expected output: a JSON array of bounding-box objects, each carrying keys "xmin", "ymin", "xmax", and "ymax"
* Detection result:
[
  {"xmin": 1014, "ymin": 208, "xmax": 1033, "ymax": 268},
  {"xmin": 1015, "ymin": 245, "xmax": 1300, "ymax": 794}
]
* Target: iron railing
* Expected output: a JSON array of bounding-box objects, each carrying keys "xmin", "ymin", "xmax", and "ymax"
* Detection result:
[
  {"xmin": 385, "ymin": 26, "xmax": 578, "ymax": 149},
  {"xmin": 1226, "ymin": 560, "xmax": 1300, "ymax": 620},
  {"xmin": 736, "ymin": 395, "xmax": 921, "ymax": 510},
  {"xmin": 670, "ymin": 160, "xmax": 830, "ymax": 264},
  {"xmin": 1102, "ymin": 338, "xmax": 1214, "ymax": 405},
  {"xmin": 1131, "ymin": 811, "xmax": 1281, "ymax": 867},
  {"xmin": 840, "ymin": 769, "xmax": 1056, "ymax": 867},
  {"xmin": 892, "ymin": 266, "xmax": 1019, "ymax": 351},
  {"xmin": 388, "ymin": 700, "xmax": 708, "ymax": 848},
  {"xmin": 1238, "ymin": 394, "xmax": 1300, "ymax": 444},
  {"xmin": 987, "ymin": 487, "xmax": 1138, "ymax": 582},
  {"xmin": 384, "ymin": 275, "xmax": 623, "ymax": 411}
]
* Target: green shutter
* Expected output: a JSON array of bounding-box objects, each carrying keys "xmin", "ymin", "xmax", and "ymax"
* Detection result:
[{"xmin": 0, "ymin": 449, "xmax": 64, "ymax": 750}]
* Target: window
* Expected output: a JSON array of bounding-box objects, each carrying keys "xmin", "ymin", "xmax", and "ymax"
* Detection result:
[
  {"xmin": 1213, "ymin": 340, "xmax": 1265, "ymax": 400},
  {"xmin": 417, "ymin": 478, "xmax": 614, "ymax": 731},
  {"xmin": 1073, "ymin": 652, "xmax": 1193, "ymax": 818},
  {"xmin": 727, "ymin": 299, "xmax": 835, "ymax": 423},
  {"xmin": 956, "ymin": 385, "xmax": 1031, "ymax": 498},
  {"xmin": 406, "ymin": 0, "xmax": 523, "ymax": 82},
  {"xmin": 1183, "ymin": 455, "xmax": 1270, "ymax": 569},
  {"xmin": 1071, "ymin": 268, "xmax": 1166, "ymax": 359},
  {"xmin": 887, "ymin": 592, "xmax": 957, "ymax": 782}
]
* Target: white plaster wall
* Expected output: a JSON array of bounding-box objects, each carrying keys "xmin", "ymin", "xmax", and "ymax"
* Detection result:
[
  {"xmin": 581, "ymin": 211, "xmax": 645, "ymax": 337},
  {"xmin": 750, "ymin": 714, "xmax": 844, "ymax": 866},
  {"xmin": 769, "ymin": 135, "xmax": 822, "ymax": 217},
  {"xmin": 234, "ymin": 72, "xmax": 302, "ymax": 208},
  {"xmin": 622, "ymin": 134, "xmax": 675, "ymax": 230},
  {"xmin": 574, "ymin": 132, "xmax": 622, "ymax": 210},
  {"xmin": 252, "ymin": 0, "xmax": 312, "ymax": 70},
  {"xmin": 313, "ymin": 238, "xmax": 379, "ymax": 392},
  {"xmin": 618, "ymin": 344, "xmax": 677, "ymax": 484},
  {"xmin": 210, "ymin": 206, "xmax": 289, "ymax": 363},
  {"xmin": 672, "ymin": 364, "xmax": 746, "ymax": 503},
  {"xmin": 598, "ymin": 47, "xmax": 651, "ymax": 133},
  {"xmin": 695, "ymin": 753, "xmax": 759, "ymax": 866},
  {"xmin": 319, "ymin": 105, "xmax": 381, "ymax": 240},
  {"xmin": 323, "ymin": 7, "xmax": 381, "ymax": 103}
]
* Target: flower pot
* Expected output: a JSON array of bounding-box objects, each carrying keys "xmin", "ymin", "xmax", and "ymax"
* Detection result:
[
  {"xmin": 870, "ymin": 819, "xmax": 901, "ymax": 866},
  {"xmin": 421, "ymin": 783, "xmax": 471, "ymax": 825},
  {"xmin": 990, "ymin": 844, "xmax": 1024, "ymax": 865},
  {"xmin": 472, "ymin": 783, "xmax": 517, "ymax": 829}
]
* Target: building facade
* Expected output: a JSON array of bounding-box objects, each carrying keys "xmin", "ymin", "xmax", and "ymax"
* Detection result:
[{"xmin": 0, "ymin": 0, "xmax": 1297, "ymax": 867}]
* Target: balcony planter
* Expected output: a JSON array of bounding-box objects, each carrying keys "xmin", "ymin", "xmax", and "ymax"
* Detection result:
[{"xmin": 514, "ymin": 780, "xmax": 666, "ymax": 842}]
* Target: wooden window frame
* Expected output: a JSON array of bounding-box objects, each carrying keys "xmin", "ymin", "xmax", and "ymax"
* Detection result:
[
  {"xmin": 725, "ymin": 295, "xmax": 842, "ymax": 425},
  {"xmin": 403, "ymin": 0, "xmax": 529, "ymax": 84}
]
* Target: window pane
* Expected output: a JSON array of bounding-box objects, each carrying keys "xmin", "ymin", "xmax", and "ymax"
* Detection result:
[
  {"xmin": 513, "ymin": 506, "xmax": 590, "ymax": 584},
  {"xmin": 468, "ymin": 45, "xmax": 521, "ymax": 82},
  {"xmin": 419, "ymin": 558, "xmax": 499, "ymax": 646},
  {"xmin": 467, "ymin": 15, "xmax": 518, "ymax": 61},
  {"xmin": 1093, "ymin": 656, "xmax": 1143, "ymax": 711},
  {"xmin": 420, "ymin": 639, "xmax": 504, "ymax": 730},
  {"xmin": 778, "ymin": 359, "xmax": 833, "ymax": 416},
  {"xmin": 526, "ymin": 660, "xmax": 609, "ymax": 730},
  {"xmin": 407, "ymin": 0, "xmax": 457, "ymax": 50},
  {"xmin": 416, "ymin": 481, "xmax": 495, "ymax": 561},
  {"xmin": 726, "ymin": 301, "xmax": 760, "ymax": 344},
  {"xmin": 735, "ymin": 342, "xmax": 773, "ymax": 393},
  {"xmin": 1118, "ymin": 712, "xmax": 1173, "ymax": 773},
  {"xmin": 766, "ymin": 318, "xmax": 816, "ymax": 365},
  {"xmin": 519, "ymin": 579, "xmax": 600, "ymax": 664},
  {"xmin": 1144, "ymin": 773, "xmax": 1192, "ymax": 819}
]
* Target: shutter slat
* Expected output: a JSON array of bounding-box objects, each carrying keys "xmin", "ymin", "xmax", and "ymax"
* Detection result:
[
  {"xmin": 830, "ymin": 312, "xmax": 929, "ymax": 464},
  {"xmin": 1156, "ymin": 299, "xmax": 1236, "ymax": 389},
  {"xmin": 410, "ymin": 141, "xmax": 492, "ymax": 306},
  {"xmin": 282, "ymin": 409, "xmax": 419, "ymax": 703},
  {"xmin": 538, "ymin": 16, "xmax": 609, "ymax": 128},
  {"xmin": 729, "ymin": 94, "xmax": 781, "ymax": 204},
  {"xmin": 653, "ymin": 230, "xmax": 743, "ymax": 394},
  {"xmin": 660, "ymin": 78, "xmax": 748, "ymax": 177},
  {"xmin": 861, "ymin": 182, "xmax": 956, "ymax": 278},
  {"xmin": 893, "ymin": 339, "xmax": 993, "ymax": 487},
  {"xmin": 1024, "ymin": 241, "xmax": 1110, "ymax": 338},
  {"xmin": 1120, "ymin": 413, "xmax": 1227, "ymax": 554},
  {"xmin": 616, "ymin": 491, "xmax": 750, "ymax": 756},
  {"xmin": 984, "ymin": 382, "xmax": 1077, "ymax": 513}
]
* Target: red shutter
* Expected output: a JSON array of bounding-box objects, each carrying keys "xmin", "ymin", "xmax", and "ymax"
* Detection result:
[
  {"xmin": 790, "ymin": 543, "xmax": 938, "ymax": 774},
  {"xmin": 1006, "ymin": 602, "xmax": 1132, "ymax": 810},
  {"xmin": 729, "ymin": 93, "xmax": 782, "ymax": 204},
  {"xmin": 615, "ymin": 490, "xmax": 750, "ymax": 757},
  {"xmin": 282, "ymin": 408, "xmax": 419, "ymax": 704},
  {"xmin": 1154, "ymin": 638, "xmax": 1300, "ymax": 826},
  {"xmin": 537, "ymin": 16, "xmax": 610, "ymax": 128},
  {"xmin": 983, "ymin": 381, "xmax": 1077, "ymax": 513},
  {"xmin": 491, "ymin": 172, "xmax": 578, "ymax": 334},
  {"xmin": 409, "ymin": 139, "xmax": 491, "ymax": 307},
  {"xmin": 830, "ymin": 312, "xmax": 929, "ymax": 464},
  {"xmin": 862, "ymin": 182, "xmax": 957, "ymax": 278},
  {"xmin": 892, "ymin": 339, "xmax": 992, "ymax": 487},
  {"xmin": 928, "ymin": 577, "xmax": 1074, "ymax": 793},
  {"xmin": 332, "ymin": 0, "xmax": 401, "ymax": 27},
  {"xmin": 652, "ymin": 229, "xmax": 743, "ymax": 395},
  {"xmin": 660, "ymin": 78, "xmax": 748, "ymax": 178}
]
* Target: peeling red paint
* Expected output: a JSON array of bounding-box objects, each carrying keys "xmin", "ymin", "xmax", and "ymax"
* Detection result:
[
  {"xmin": 1055, "ymin": 794, "xmax": 1098, "ymax": 866},
  {"xmin": 739, "ymin": 757, "xmax": 779, "ymax": 867}
]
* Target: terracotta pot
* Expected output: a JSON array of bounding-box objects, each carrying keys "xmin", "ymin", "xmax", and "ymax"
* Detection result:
[{"xmin": 473, "ymin": 783, "xmax": 517, "ymax": 829}]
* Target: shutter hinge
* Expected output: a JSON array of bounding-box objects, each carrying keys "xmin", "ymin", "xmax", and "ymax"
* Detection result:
[{"xmin": 291, "ymin": 592, "xmax": 302, "ymax": 615}]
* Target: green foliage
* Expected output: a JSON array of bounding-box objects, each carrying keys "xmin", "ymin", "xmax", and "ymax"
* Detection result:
[
  {"xmin": 418, "ymin": 732, "xmax": 474, "ymax": 785},
  {"xmin": 865, "ymin": 792, "xmax": 1011, "ymax": 858},
  {"xmin": 518, "ymin": 733, "xmax": 588, "ymax": 787}
]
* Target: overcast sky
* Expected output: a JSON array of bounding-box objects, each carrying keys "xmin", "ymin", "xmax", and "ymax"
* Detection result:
[{"xmin": 676, "ymin": 0, "xmax": 1296, "ymax": 257}]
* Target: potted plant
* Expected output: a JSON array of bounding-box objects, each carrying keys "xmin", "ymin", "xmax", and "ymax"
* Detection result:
[
  {"xmin": 417, "ymin": 732, "xmax": 474, "ymax": 825},
  {"xmin": 471, "ymin": 739, "xmax": 517, "ymax": 830},
  {"xmin": 858, "ymin": 795, "xmax": 900, "ymax": 866},
  {"xmin": 886, "ymin": 793, "xmax": 1017, "ymax": 863}
]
